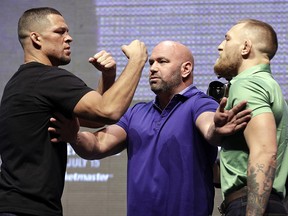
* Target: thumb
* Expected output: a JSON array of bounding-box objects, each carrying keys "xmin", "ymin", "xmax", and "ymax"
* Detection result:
[
  {"xmin": 218, "ymin": 97, "xmax": 227, "ymax": 113},
  {"xmin": 121, "ymin": 45, "xmax": 129, "ymax": 59}
]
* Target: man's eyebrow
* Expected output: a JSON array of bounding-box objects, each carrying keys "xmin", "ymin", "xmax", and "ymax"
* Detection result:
[{"xmin": 54, "ymin": 26, "xmax": 69, "ymax": 31}]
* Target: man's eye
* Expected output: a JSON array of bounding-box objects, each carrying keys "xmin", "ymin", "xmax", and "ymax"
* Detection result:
[{"xmin": 55, "ymin": 29, "xmax": 68, "ymax": 35}]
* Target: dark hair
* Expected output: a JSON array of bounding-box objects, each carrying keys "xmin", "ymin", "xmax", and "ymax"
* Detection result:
[{"xmin": 18, "ymin": 7, "xmax": 62, "ymax": 44}]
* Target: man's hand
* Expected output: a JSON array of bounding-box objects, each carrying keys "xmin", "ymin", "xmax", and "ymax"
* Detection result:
[
  {"xmin": 48, "ymin": 113, "xmax": 80, "ymax": 144},
  {"xmin": 214, "ymin": 97, "xmax": 252, "ymax": 136},
  {"xmin": 89, "ymin": 50, "xmax": 116, "ymax": 76},
  {"xmin": 121, "ymin": 40, "xmax": 148, "ymax": 63}
]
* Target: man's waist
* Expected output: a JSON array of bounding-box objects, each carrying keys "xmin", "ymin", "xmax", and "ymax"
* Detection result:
[
  {"xmin": 218, "ymin": 186, "xmax": 282, "ymax": 215},
  {"xmin": 225, "ymin": 186, "xmax": 282, "ymax": 205}
]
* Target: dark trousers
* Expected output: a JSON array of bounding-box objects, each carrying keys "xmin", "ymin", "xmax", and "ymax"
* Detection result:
[{"xmin": 224, "ymin": 196, "xmax": 288, "ymax": 216}]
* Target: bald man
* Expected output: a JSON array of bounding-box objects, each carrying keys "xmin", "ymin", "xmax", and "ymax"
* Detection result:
[
  {"xmin": 49, "ymin": 41, "xmax": 252, "ymax": 216},
  {"xmin": 214, "ymin": 19, "xmax": 288, "ymax": 215}
]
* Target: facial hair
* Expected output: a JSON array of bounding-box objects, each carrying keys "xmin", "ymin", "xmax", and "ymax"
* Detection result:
[
  {"xmin": 50, "ymin": 55, "xmax": 71, "ymax": 66},
  {"xmin": 150, "ymin": 72, "xmax": 182, "ymax": 95},
  {"xmin": 214, "ymin": 53, "xmax": 241, "ymax": 79}
]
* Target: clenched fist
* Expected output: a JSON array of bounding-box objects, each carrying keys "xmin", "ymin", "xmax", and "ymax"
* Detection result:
[
  {"xmin": 121, "ymin": 40, "xmax": 148, "ymax": 63},
  {"xmin": 88, "ymin": 50, "xmax": 116, "ymax": 76}
]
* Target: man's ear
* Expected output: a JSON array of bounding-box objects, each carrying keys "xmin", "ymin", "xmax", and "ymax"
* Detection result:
[
  {"xmin": 30, "ymin": 32, "xmax": 42, "ymax": 47},
  {"xmin": 181, "ymin": 61, "xmax": 193, "ymax": 78},
  {"xmin": 241, "ymin": 39, "xmax": 252, "ymax": 56}
]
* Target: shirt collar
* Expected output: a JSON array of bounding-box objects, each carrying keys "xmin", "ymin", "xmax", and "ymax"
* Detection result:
[
  {"xmin": 153, "ymin": 84, "xmax": 194, "ymax": 109},
  {"xmin": 178, "ymin": 84, "xmax": 195, "ymax": 95},
  {"xmin": 231, "ymin": 64, "xmax": 271, "ymax": 85}
]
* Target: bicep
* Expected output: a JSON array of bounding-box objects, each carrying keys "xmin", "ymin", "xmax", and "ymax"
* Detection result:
[
  {"xmin": 195, "ymin": 112, "xmax": 215, "ymax": 137},
  {"xmin": 73, "ymin": 91, "xmax": 117, "ymax": 124},
  {"xmin": 244, "ymin": 112, "xmax": 277, "ymax": 156},
  {"xmin": 73, "ymin": 91, "xmax": 102, "ymax": 117},
  {"xmin": 73, "ymin": 91, "xmax": 123, "ymax": 124}
]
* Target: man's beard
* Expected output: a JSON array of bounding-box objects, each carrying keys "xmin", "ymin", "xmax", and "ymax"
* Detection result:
[
  {"xmin": 50, "ymin": 56, "xmax": 71, "ymax": 66},
  {"xmin": 214, "ymin": 55, "xmax": 241, "ymax": 80},
  {"xmin": 58, "ymin": 56, "xmax": 71, "ymax": 66},
  {"xmin": 150, "ymin": 74, "xmax": 182, "ymax": 95}
]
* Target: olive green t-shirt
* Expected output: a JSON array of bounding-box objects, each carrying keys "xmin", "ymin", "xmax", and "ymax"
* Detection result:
[{"xmin": 220, "ymin": 64, "xmax": 288, "ymax": 199}]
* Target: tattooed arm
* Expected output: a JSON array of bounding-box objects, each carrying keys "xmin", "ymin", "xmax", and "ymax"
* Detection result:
[{"xmin": 244, "ymin": 113, "xmax": 277, "ymax": 216}]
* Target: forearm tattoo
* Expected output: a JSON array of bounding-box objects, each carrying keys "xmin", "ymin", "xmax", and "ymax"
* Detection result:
[{"xmin": 246, "ymin": 156, "xmax": 276, "ymax": 215}]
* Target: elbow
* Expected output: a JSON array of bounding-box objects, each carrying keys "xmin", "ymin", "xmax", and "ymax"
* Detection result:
[
  {"xmin": 97, "ymin": 112, "xmax": 121, "ymax": 124},
  {"xmin": 93, "ymin": 101, "xmax": 129, "ymax": 123},
  {"xmin": 82, "ymin": 107, "xmax": 123, "ymax": 125},
  {"xmin": 99, "ymin": 105, "xmax": 128, "ymax": 123},
  {"xmin": 102, "ymin": 110, "xmax": 122, "ymax": 123},
  {"xmin": 267, "ymin": 151, "xmax": 278, "ymax": 164},
  {"xmin": 250, "ymin": 147, "xmax": 278, "ymax": 165}
]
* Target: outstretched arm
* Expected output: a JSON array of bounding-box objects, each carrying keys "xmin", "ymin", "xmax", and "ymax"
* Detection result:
[
  {"xmin": 49, "ymin": 114, "xmax": 127, "ymax": 160},
  {"xmin": 73, "ymin": 125, "xmax": 127, "ymax": 160},
  {"xmin": 74, "ymin": 40, "xmax": 148, "ymax": 125},
  {"xmin": 196, "ymin": 97, "xmax": 252, "ymax": 146}
]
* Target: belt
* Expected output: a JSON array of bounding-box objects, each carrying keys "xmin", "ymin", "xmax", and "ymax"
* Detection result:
[
  {"xmin": 218, "ymin": 186, "xmax": 282, "ymax": 215},
  {"xmin": 225, "ymin": 186, "xmax": 248, "ymax": 205}
]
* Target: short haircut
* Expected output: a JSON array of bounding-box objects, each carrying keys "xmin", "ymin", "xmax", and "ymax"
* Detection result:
[
  {"xmin": 238, "ymin": 19, "xmax": 278, "ymax": 60},
  {"xmin": 18, "ymin": 7, "xmax": 62, "ymax": 45}
]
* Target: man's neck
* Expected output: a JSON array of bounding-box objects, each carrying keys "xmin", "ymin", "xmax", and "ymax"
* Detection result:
[{"xmin": 238, "ymin": 58, "xmax": 270, "ymax": 75}]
